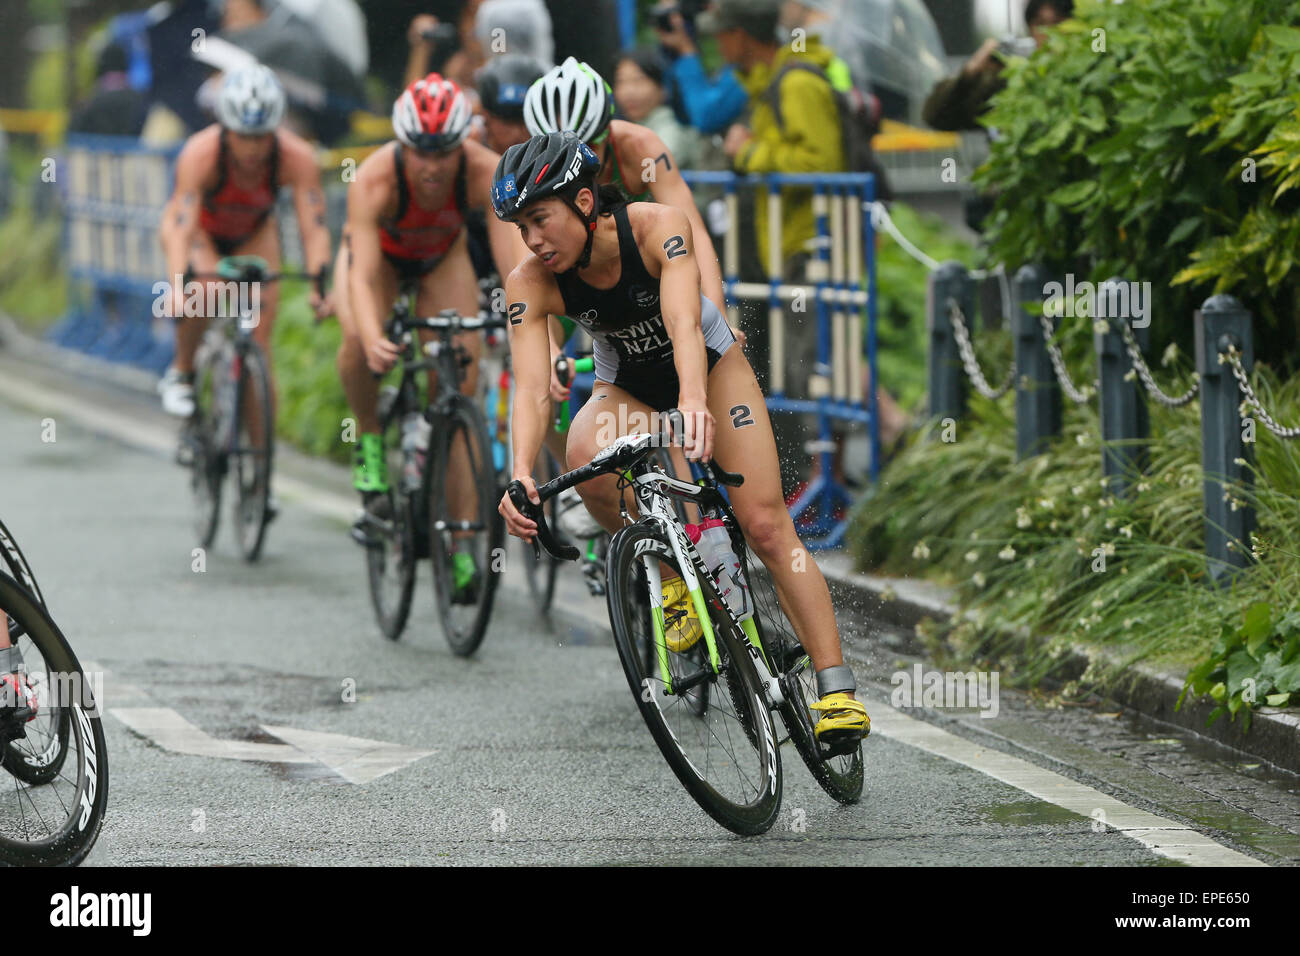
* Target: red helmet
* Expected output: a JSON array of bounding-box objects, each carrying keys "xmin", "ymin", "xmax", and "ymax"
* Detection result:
[{"xmin": 392, "ymin": 73, "xmax": 472, "ymax": 152}]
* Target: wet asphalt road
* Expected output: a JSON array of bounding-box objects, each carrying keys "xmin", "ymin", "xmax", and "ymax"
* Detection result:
[{"xmin": 0, "ymin": 354, "xmax": 1297, "ymax": 866}]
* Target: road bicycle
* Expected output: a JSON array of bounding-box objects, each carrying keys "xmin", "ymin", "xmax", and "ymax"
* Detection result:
[
  {"xmin": 507, "ymin": 428, "xmax": 864, "ymax": 835},
  {"xmin": 523, "ymin": 354, "xmax": 693, "ymax": 615},
  {"xmin": 0, "ymin": 519, "xmax": 108, "ymax": 866},
  {"xmin": 182, "ymin": 256, "xmax": 321, "ymax": 561},
  {"xmin": 355, "ymin": 301, "xmax": 507, "ymax": 656}
]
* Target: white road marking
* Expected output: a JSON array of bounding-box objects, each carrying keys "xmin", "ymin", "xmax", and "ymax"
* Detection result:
[
  {"xmin": 110, "ymin": 706, "xmax": 435, "ymax": 782},
  {"xmin": 870, "ymin": 707, "xmax": 1266, "ymax": 866},
  {"xmin": 261, "ymin": 724, "xmax": 434, "ymax": 785},
  {"xmin": 113, "ymin": 707, "xmax": 314, "ymax": 764},
  {"xmin": 0, "ymin": 367, "xmax": 1270, "ymax": 861}
]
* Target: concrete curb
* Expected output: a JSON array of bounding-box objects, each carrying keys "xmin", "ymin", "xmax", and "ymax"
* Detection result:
[{"xmin": 817, "ymin": 551, "xmax": 1300, "ymax": 777}]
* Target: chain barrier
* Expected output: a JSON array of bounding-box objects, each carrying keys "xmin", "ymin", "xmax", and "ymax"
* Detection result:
[
  {"xmin": 1223, "ymin": 345, "xmax": 1300, "ymax": 439},
  {"xmin": 1039, "ymin": 314, "xmax": 1095, "ymax": 404},
  {"xmin": 1118, "ymin": 322, "xmax": 1200, "ymax": 408},
  {"xmin": 948, "ymin": 299, "xmax": 1015, "ymax": 400}
]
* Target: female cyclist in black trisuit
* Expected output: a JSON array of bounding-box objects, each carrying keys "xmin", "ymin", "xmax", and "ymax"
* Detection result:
[{"xmin": 494, "ymin": 132, "xmax": 869, "ymax": 749}]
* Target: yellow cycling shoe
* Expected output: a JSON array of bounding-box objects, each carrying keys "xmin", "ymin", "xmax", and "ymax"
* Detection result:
[
  {"xmin": 810, "ymin": 692, "xmax": 871, "ymax": 756},
  {"xmin": 661, "ymin": 575, "xmax": 703, "ymax": 653}
]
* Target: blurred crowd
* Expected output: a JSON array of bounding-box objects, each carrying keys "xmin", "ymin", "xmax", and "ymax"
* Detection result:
[{"xmin": 38, "ymin": 0, "xmax": 1082, "ymax": 488}]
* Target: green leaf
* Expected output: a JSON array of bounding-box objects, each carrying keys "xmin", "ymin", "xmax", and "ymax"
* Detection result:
[
  {"xmin": 1242, "ymin": 600, "xmax": 1273, "ymax": 652},
  {"xmin": 1228, "ymin": 72, "xmax": 1278, "ymax": 88},
  {"xmin": 1265, "ymin": 692, "xmax": 1291, "ymax": 706},
  {"xmin": 1261, "ymin": 25, "xmax": 1300, "ymax": 52},
  {"xmin": 1049, "ymin": 181, "xmax": 1097, "ymax": 206},
  {"xmin": 1166, "ymin": 217, "xmax": 1200, "ymax": 245}
]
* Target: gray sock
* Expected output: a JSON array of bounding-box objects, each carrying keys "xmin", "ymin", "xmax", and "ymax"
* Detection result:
[{"xmin": 815, "ymin": 664, "xmax": 856, "ymax": 697}]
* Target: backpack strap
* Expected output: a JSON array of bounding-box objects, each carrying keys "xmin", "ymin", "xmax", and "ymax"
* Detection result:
[{"xmin": 763, "ymin": 60, "xmax": 831, "ymax": 135}]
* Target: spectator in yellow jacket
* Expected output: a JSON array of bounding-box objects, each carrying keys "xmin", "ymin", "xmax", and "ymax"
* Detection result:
[{"xmin": 707, "ymin": 0, "xmax": 844, "ymax": 268}]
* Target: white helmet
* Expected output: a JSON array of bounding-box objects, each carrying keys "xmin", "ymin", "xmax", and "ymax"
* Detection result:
[
  {"xmin": 523, "ymin": 56, "xmax": 614, "ymax": 143},
  {"xmin": 216, "ymin": 64, "xmax": 286, "ymax": 135}
]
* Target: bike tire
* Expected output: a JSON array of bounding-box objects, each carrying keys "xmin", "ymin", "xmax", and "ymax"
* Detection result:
[
  {"xmin": 521, "ymin": 447, "xmax": 562, "ymax": 615},
  {"xmin": 189, "ymin": 340, "xmax": 226, "ymax": 549},
  {"xmin": 606, "ymin": 521, "xmax": 780, "ymax": 835},
  {"xmin": 365, "ymin": 392, "xmax": 417, "ymax": 641},
  {"xmin": 0, "ymin": 573, "xmax": 108, "ymax": 866},
  {"xmin": 0, "ymin": 522, "xmax": 68, "ymax": 785},
  {"xmin": 427, "ymin": 397, "xmax": 504, "ymax": 658},
  {"xmin": 231, "ymin": 343, "xmax": 275, "ymax": 562},
  {"xmin": 744, "ymin": 553, "xmax": 863, "ymax": 805}
]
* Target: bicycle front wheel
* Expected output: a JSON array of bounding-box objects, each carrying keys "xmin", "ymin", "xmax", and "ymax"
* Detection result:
[
  {"xmin": 189, "ymin": 340, "xmax": 226, "ymax": 549},
  {"xmin": 427, "ymin": 397, "xmax": 504, "ymax": 657},
  {"xmin": 606, "ymin": 521, "xmax": 781, "ymax": 835},
  {"xmin": 365, "ymin": 391, "xmax": 417, "ymax": 640},
  {"xmin": 0, "ymin": 573, "xmax": 108, "ymax": 866},
  {"xmin": 231, "ymin": 343, "xmax": 274, "ymax": 562}
]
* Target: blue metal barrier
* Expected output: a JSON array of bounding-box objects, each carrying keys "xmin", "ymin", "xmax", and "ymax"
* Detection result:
[
  {"xmin": 682, "ymin": 170, "xmax": 880, "ymax": 550},
  {"xmin": 55, "ymin": 134, "xmax": 180, "ymax": 372}
]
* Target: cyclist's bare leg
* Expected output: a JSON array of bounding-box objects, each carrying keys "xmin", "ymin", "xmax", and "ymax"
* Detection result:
[
  {"xmin": 415, "ymin": 234, "xmax": 481, "ymax": 540},
  {"xmin": 705, "ymin": 347, "xmax": 846, "ymax": 677},
  {"xmin": 173, "ymin": 233, "xmax": 220, "ymax": 375},
  {"xmin": 565, "ymin": 382, "xmax": 681, "ymax": 581},
  {"xmin": 334, "ymin": 237, "xmax": 400, "ymax": 435}
]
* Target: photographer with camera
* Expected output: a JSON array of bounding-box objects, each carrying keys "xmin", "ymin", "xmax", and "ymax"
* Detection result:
[
  {"xmin": 921, "ymin": 0, "xmax": 1071, "ymax": 132},
  {"xmin": 405, "ymin": 11, "xmax": 477, "ymax": 90},
  {"xmin": 654, "ymin": 1, "xmax": 748, "ymax": 137}
]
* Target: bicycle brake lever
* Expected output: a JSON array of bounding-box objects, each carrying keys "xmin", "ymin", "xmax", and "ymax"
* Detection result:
[
  {"xmin": 507, "ymin": 480, "xmax": 579, "ymax": 562},
  {"xmin": 708, "ymin": 461, "xmax": 745, "ymax": 487}
]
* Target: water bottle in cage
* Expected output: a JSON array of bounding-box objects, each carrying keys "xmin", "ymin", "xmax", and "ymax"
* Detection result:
[
  {"xmin": 686, "ymin": 518, "xmax": 753, "ymax": 621},
  {"xmin": 401, "ymin": 412, "xmax": 430, "ymax": 491}
]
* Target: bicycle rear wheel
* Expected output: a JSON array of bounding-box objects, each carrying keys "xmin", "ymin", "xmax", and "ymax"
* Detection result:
[
  {"xmin": 231, "ymin": 343, "xmax": 274, "ymax": 561},
  {"xmin": 743, "ymin": 549, "xmax": 863, "ymax": 804},
  {"xmin": 428, "ymin": 397, "xmax": 504, "ymax": 657},
  {"xmin": 521, "ymin": 447, "xmax": 562, "ymax": 615},
  {"xmin": 0, "ymin": 573, "xmax": 107, "ymax": 866},
  {"xmin": 606, "ymin": 521, "xmax": 780, "ymax": 835},
  {"xmin": 365, "ymin": 391, "xmax": 417, "ymax": 640},
  {"xmin": 189, "ymin": 339, "xmax": 226, "ymax": 549}
]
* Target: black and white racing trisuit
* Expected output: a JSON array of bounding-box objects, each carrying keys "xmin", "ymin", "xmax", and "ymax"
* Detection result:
[{"xmin": 555, "ymin": 202, "xmax": 735, "ymax": 411}]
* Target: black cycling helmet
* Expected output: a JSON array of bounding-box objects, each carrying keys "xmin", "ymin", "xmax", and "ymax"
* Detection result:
[
  {"xmin": 492, "ymin": 130, "xmax": 603, "ymax": 268},
  {"xmin": 476, "ymin": 54, "xmax": 547, "ymax": 122}
]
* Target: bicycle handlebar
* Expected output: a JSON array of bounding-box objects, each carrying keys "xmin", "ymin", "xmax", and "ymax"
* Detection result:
[
  {"xmin": 508, "ymin": 418, "xmax": 744, "ymax": 562},
  {"xmin": 370, "ymin": 308, "xmax": 508, "ymax": 379}
]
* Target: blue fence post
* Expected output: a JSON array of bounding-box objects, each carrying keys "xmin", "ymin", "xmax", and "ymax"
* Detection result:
[
  {"xmin": 1194, "ymin": 294, "xmax": 1256, "ymax": 588},
  {"xmin": 927, "ymin": 261, "xmax": 971, "ymax": 424},
  {"xmin": 1094, "ymin": 277, "xmax": 1149, "ymax": 497},
  {"xmin": 1012, "ymin": 264, "xmax": 1060, "ymax": 459}
]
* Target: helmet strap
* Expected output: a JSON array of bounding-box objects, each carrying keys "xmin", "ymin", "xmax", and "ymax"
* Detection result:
[{"xmin": 563, "ymin": 185, "xmax": 600, "ymax": 272}]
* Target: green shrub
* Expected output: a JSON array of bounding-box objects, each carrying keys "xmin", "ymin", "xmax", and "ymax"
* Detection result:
[{"xmin": 975, "ymin": 0, "xmax": 1300, "ymax": 369}]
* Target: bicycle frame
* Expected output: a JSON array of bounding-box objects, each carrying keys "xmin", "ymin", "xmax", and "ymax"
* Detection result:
[{"xmin": 622, "ymin": 460, "xmax": 785, "ymax": 710}]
